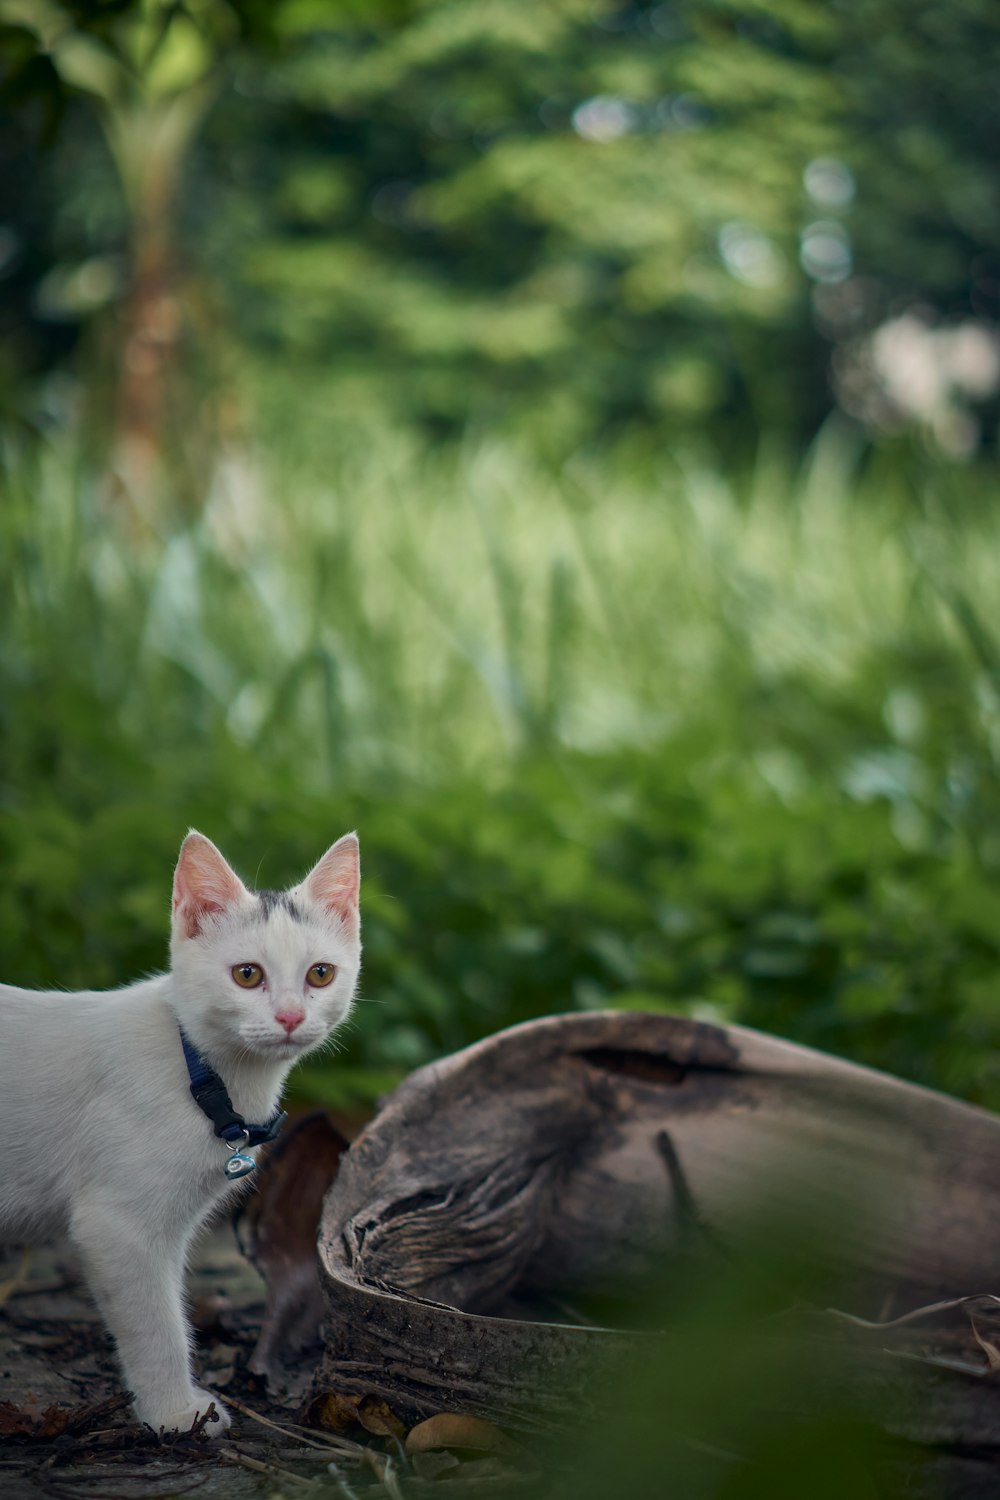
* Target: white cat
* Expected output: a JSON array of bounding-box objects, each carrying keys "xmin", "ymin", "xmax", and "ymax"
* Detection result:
[{"xmin": 0, "ymin": 830, "xmax": 361, "ymax": 1437}]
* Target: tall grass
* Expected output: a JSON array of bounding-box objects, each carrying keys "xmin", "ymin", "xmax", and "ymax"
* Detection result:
[
  {"xmin": 6, "ymin": 420, "xmax": 997, "ymax": 780},
  {"xmin": 4, "ymin": 416, "xmax": 1000, "ymax": 1106}
]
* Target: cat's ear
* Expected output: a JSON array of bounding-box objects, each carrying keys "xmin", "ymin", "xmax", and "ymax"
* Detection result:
[
  {"xmin": 297, "ymin": 833, "xmax": 360, "ymax": 930},
  {"xmin": 172, "ymin": 831, "xmax": 248, "ymax": 939}
]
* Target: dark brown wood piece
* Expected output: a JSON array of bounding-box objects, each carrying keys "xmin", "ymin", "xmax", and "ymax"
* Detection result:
[{"xmin": 311, "ymin": 1011, "xmax": 1000, "ymax": 1432}]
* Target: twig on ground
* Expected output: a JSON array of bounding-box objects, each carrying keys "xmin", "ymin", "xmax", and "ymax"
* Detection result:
[
  {"xmin": 220, "ymin": 1448, "xmax": 318, "ymax": 1489},
  {"xmin": 186, "ymin": 1403, "xmax": 222, "ymax": 1441},
  {"xmin": 828, "ymin": 1292, "xmax": 1000, "ymax": 1330},
  {"xmin": 283, "ymin": 1419, "xmax": 370, "ymax": 1458},
  {"xmin": 223, "ymin": 1392, "xmax": 360, "ymax": 1453},
  {"xmin": 325, "ymin": 1459, "xmax": 362, "ymax": 1500},
  {"xmin": 380, "ymin": 1453, "xmax": 407, "ymax": 1500}
]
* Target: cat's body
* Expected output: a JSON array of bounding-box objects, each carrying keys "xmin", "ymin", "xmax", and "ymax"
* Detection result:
[{"xmin": 0, "ymin": 832, "xmax": 361, "ymax": 1437}]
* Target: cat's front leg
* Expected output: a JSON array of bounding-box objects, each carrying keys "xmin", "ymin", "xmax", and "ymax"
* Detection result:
[{"xmin": 69, "ymin": 1197, "xmax": 230, "ymax": 1438}]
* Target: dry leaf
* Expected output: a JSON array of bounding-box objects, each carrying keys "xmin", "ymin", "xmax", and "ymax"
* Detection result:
[
  {"xmin": 405, "ymin": 1413, "xmax": 516, "ymax": 1456},
  {"xmin": 305, "ymin": 1387, "xmax": 406, "ymax": 1440},
  {"xmin": 306, "ymin": 1390, "xmax": 364, "ymax": 1434},
  {"xmin": 357, "ymin": 1394, "xmax": 406, "ymax": 1439},
  {"xmin": 0, "ymin": 1400, "xmax": 46, "ymax": 1438},
  {"xmin": 0, "ymin": 1393, "xmax": 130, "ymax": 1440}
]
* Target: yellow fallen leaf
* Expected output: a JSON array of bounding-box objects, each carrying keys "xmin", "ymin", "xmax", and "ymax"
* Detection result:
[
  {"xmin": 305, "ymin": 1389, "xmax": 406, "ymax": 1441},
  {"xmin": 404, "ymin": 1413, "xmax": 515, "ymax": 1456},
  {"xmin": 308, "ymin": 1391, "xmax": 362, "ymax": 1433}
]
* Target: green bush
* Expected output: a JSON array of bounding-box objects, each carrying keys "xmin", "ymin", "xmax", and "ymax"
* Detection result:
[{"xmin": 4, "ymin": 424, "xmax": 1000, "ymax": 1109}]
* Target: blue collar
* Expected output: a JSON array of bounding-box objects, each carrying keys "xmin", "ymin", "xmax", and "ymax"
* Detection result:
[{"xmin": 179, "ymin": 1028, "xmax": 287, "ymax": 1149}]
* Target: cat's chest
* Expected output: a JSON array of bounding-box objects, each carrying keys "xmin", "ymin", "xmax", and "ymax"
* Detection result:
[
  {"xmin": 129, "ymin": 1143, "xmax": 255, "ymax": 1241},
  {"xmin": 113, "ymin": 1098, "xmax": 260, "ymax": 1226}
]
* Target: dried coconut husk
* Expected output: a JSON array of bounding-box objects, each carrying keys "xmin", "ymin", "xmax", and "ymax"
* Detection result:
[{"xmin": 301, "ymin": 1011, "xmax": 1000, "ymax": 1433}]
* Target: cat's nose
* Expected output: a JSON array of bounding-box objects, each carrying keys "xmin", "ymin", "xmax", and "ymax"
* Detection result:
[{"xmin": 275, "ymin": 1009, "xmax": 305, "ymax": 1036}]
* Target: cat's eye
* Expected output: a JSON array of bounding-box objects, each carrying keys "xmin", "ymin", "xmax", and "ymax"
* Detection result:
[
  {"xmin": 307, "ymin": 962, "xmax": 336, "ymax": 988},
  {"xmin": 231, "ymin": 962, "xmax": 264, "ymax": 989}
]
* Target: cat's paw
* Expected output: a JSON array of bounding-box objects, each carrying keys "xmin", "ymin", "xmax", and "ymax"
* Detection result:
[{"xmin": 144, "ymin": 1389, "xmax": 231, "ymax": 1439}]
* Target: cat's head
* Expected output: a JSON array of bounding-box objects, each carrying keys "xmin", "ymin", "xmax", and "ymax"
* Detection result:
[{"xmin": 168, "ymin": 830, "xmax": 361, "ymax": 1064}]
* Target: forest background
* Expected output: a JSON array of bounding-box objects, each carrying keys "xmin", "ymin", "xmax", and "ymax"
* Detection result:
[{"xmin": 3, "ymin": 0, "xmax": 1000, "ymax": 1115}]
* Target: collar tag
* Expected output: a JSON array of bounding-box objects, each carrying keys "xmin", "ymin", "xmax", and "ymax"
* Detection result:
[{"xmin": 224, "ymin": 1149, "xmax": 257, "ymax": 1180}]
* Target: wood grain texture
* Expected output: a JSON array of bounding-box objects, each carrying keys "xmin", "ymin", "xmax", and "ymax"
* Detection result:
[{"xmin": 312, "ymin": 1011, "xmax": 1000, "ymax": 1429}]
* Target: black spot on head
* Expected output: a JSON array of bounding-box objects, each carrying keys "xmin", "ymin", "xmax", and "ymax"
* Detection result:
[{"xmin": 256, "ymin": 889, "xmax": 304, "ymax": 922}]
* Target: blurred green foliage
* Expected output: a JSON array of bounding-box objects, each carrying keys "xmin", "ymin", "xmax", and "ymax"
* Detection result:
[
  {"xmin": 3, "ymin": 0, "xmax": 999, "ymax": 448},
  {"xmin": 4, "ymin": 422, "xmax": 1000, "ymax": 1110},
  {"xmin": 2, "ymin": 0, "xmax": 1000, "ymax": 1114},
  {"xmin": 542, "ymin": 1190, "xmax": 893, "ymax": 1500},
  {"xmin": 2, "ymin": 9, "xmax": 998, "ymax": 1491}
]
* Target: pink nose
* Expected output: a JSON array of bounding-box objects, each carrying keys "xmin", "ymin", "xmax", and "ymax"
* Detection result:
[{"xmin": 275, "ymin": 1009, "xmax": 304, "ymax": 1036}]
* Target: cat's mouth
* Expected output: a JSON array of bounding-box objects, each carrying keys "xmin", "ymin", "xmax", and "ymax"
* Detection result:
[{"xmin": 247, "ymin": 1036, "xmax": 307, "ymax": 1056}]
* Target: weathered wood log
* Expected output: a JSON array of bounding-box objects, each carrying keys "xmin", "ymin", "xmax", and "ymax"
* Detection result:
[{"xmin": 310, "ymin": 1011, "xmax": 1000, "ymax": 1432}]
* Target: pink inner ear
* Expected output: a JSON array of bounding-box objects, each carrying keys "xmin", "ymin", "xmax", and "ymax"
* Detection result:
[
  {"xmin": 173, "ymin": 834, "xmax": 246, "ymax": 938},
  {"xmin": 304, "ymin": 835, "xmax": 360, "ymax": 921}
]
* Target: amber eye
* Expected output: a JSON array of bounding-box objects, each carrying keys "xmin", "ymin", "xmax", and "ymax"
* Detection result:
[
  {"xmin": 231, "ymin": 963, "xmax": 264, "ymax": 989},
  {"xmin": 307, "ymin": 962, "xmax": 336, "ymax": 988}
]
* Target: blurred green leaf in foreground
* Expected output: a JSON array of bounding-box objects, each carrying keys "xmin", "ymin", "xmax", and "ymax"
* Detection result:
[{"xmin": 541, "ymin": 1185, "xmax": 892, "ymax": 1500}]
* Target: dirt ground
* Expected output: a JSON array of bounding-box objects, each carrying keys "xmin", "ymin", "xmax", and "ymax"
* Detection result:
[{"xmin": 0, "ymin": 1230, "xmax": 527, "ymax": 1500}]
